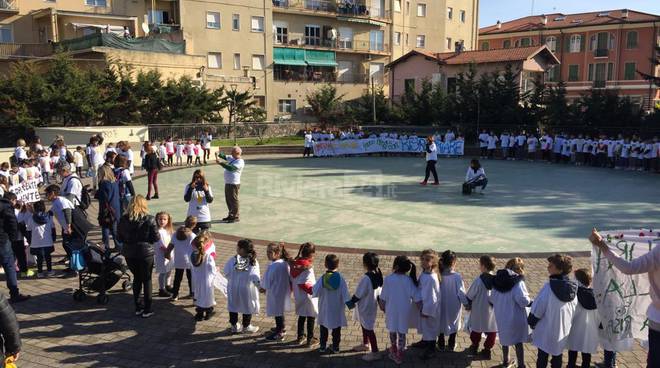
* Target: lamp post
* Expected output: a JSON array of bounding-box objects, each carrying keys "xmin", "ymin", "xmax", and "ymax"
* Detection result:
[{"xmin": 230, "ymin": 83, "xmax": 238, "ymax": 146}]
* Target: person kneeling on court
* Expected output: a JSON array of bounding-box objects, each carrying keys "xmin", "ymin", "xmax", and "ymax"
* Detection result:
[{"xmin": 463, "ymin": 159, "xmax": 488, "ymax": 195}]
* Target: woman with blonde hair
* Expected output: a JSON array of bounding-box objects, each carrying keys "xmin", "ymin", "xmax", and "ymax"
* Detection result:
[
  {"xmin": 97, "ymin": 165, "xmax": 121, "ymax": 252},
  {"xmin": 117, "ymin": 195, "xmax": 160, "ymax": 318}
]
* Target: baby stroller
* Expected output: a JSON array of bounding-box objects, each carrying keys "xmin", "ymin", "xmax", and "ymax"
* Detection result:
[{"xmin": 71, "ymin": 240, "xmax": 132, "ymax": 304}]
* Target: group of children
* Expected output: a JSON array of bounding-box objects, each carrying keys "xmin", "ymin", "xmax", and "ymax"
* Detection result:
[
  {"xmin": 478, "ymin": 130, "xmax": 660, "ymax": 173},
  {"xmin": 145, "ymin": 132, "xmax": 213, "ymax": 168}
]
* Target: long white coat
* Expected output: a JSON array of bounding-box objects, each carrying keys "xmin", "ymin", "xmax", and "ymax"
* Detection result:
[
  {"xmin": 191, "ymin": 243, "xmax": 217, "ymax": 308},
  {"xmin": 291, "ymin": 268, "xmax": 318, "ymax": 317},
  {"xmin": 530, "ymin": 282, "xmax": 577, "ymax": 356},
  {"xmin": 223, "ymin": 257, "xmax": 261, "ymax": 314},
  {"xmin": 352, "ymin": 274, "xmax": 381, "ymax": 330},
  {"xmin": 171, "ymin": 232, "xmax": 195, "ymax": 270},
  {"xmin": 466, "ymin": 275, "xmax": 497, "ymax": 333},
  {"xmin": 438, "ymin": 271, "xmax": 468, "ymax": 334},
  {"xmin": 381, "ymin": 273, "xmax": 420, "ymax": 334},
  {"xmin": 567, "ymin": 303, "xmax": 600, "ymax": 353},
  {"xmin": 490, "ymin": 281, "xmax": 532, "ymax": 346},
  {"xmin": 154, "ymin": 229, "xmax": 173, "ymax": 274},
  {"xmin": 312, "ymin": 272, "xmax": 350, "ymax": 329},
  {"xmin": 262, "ymin": 260, "xmax": 291, "ymax": 317},
  {"xmin": 417, "ymin": 271, "xmax": 441, "ymax": 340}
]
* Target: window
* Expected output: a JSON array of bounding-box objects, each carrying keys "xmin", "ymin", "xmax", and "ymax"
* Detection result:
[
  {"xmin": 206, "ymin": 12, "xmax": 220, "ymax": 29},
  {"xmin": 0, "ymin": 26, "xmax": 12, "ymax": 43},
  {"xmin": 594, "ymin": 63, "xmax": 606, "ymax": 82},
  {"xmin": 545, "ymin": 36, "xmax": 557, "ymax": 52},
  {"xmin": 446, "ymin": 37, "xmax": 452, "ymax": 50},
  {"xmin": 480, "ymin": 41, "xmax": 489, "ymax": 50},
  {"xmin": 85, "ymin": 0, "xmax": 106, "ymax": 7},
  {"xmin": 417, "ymin": 4, "xmax": 426, "ymax": 17},
  {"xmin": 569, "ymin": 34, "xmax": 581, "ymax": 53},
  {"xmin": 370, "ymin": 30, "xmax": 384, "ymax": 51},
  {"xmin": 460, "ymin": 10, "xmax": 466, "ymax": 23},
  {"xmin": 624, "ymin": 62, "xmax": 636, "ymax": 80},
  {"xmin": 252, "ymin": 55, "xmax": 265, "ymax": 70},
  {"xmin": 278, "ymin": 99, "xmax": 296, "ymax": 114},
  {"xmin": 587, "ymin": 63, "xmax": 594, "ymax": 81},
  {"xmin": 416, "ymin": 35, "xmax": 425, "ymax": 48},
  {"xmin": 233, "ymin": 53, "xmax": 241, "ymax": 70},
  {"xmin": 394, "ymin": 0, "xmax": 401, "ymax": 12},
  {"xmin": 568, "ymin": 65, "xmax": 579, "ymax": 81},
  {"xmin": 232, "ymin": 14, "xmax": 240, "ymax": 31},
  {"xmin": 251, "ymin": 16, "xmax": 264, "ymax": 32},
  {"xmin": 546, "ymin": 66, "xmax": 558, "ymax": 82},
  {"xmin": 447, "ymin": 7, "xmax": 453, "ymax": 20},
  {"xmin": 607, "ymin": 63, "xmax": 614, "ymax": 80},
  {"xmin": 207, "ymin": 53, "xmax": 222, "ymax": 69},
  {"xmin": 338, "ymin": 27, "xmax": 353, "ymax": 48},
  {"xmin": 519, "ymin": 37, "xmax": 531, "ymax": 47},
  {"xmin": 274, "ymin": 22, "xmax": 288, "ymax": 44},
  {"xmin": 626, "ymin": 31, "xmax": 638, "ymax": 48},
  {"xmin": 304, "ymin": 25, "xmax": 321, "ymax": 46},
  {"xmin": 404, "ymin": 79, "xmax": 415, "ymax": 93},
  {"xmin": 148, "ymin": 10, "xmax": 166, "ymax": 24},
  {"xmin": 406, "ymin": 1, "xmax": 410, "ymax": 14},
  {"xmin": 394, "ymin": 32, "xmax": 401, "ymax": 46},
  {"xmin": 503, "ymin": 40, "xmax": 511, "ymax": 48}
]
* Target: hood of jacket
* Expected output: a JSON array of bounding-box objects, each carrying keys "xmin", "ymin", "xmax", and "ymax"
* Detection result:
[
  {"xmin": 480, "ymin": 272, "xmax": 495, "ymax": 290},
  {"xmin": 549, "ymin": 274, "xmax": 578, "ymax": 302},
  {"xmin": 576, "ymin": 285, "xmax": 597, "ymax": 310},
  {"xmin": 33, "ymin": 211, "xmax": 50, "ymax": 225},
  {"xmin": 290, "ymin": 258, "xmax": 312, "ymax": 278},
  {"xmin": 322, "ymin": 271, "xmax": 341, "ymax": 291},
  {"xmin": 366, "ymin": 270, "xmax": 383, "ymax": 289},
  {"xmin": 493, "ymin": 269, "xmax": 523, "ymax": 292}
]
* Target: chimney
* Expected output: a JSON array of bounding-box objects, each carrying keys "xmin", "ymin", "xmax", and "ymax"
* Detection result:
[
  {"xmin": 541, "ymin": 14, "xmax": 548, "ymax": 25},
  {"xmin": 496, "ymin": 20, "xmax": 502, "ymax": 29},
  {"xmin": 622, "ymin": 9, "xmax": 629, "ymax": 18}
]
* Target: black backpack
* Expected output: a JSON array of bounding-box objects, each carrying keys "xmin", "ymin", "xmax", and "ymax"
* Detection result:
[{"xmin": 65, "ymin": 177, "xmax": 92, "ymax": 211}]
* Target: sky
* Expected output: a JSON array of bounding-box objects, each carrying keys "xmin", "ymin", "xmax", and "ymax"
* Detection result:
[{"xmin": 479, "ymin": 0, "xmax": 660, "ymax": 27}]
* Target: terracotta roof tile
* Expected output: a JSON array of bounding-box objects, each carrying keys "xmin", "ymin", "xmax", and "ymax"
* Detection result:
[
  {"xmin": 435, "ymin": 46, "xmax": 557, "ymax": 65},
  {"xmin": 480, "ymin": 9, "xmax": 660, "ymax": 35}
]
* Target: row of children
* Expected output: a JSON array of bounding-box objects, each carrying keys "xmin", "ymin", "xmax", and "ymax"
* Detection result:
[{"xmin": 138, "ymin": 133, "xmax": 213, "ymax": 168}]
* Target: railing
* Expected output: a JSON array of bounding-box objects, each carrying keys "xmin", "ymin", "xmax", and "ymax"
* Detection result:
[
  {"xmin": 0, "ymin": 43, "xmax": 53, "ymax": 57},
  {"xmin": 336, "ymin": 3, "xmax": 388, "ymax": 19},
  {"xmin": 273, "ymin": 0, "xmax": 390, "ymax": 20},
  {"xmin": 277, "ymin": 38, "xmax": 389, "ymax": 54},
  {"xmin": 0, "ymin": 0, "xmax": 18, "ymax": 11},
  {"xmin": 149, "ymin": 23, "xmax": 181, "ymax": 34},
  {"xmin": 594, "ymin": 48, "xmax": 608, "ymax": 57},
  {"xmin": 593, "ymin": 80, "xmax": 606, "ymax": 88},
  {"xmin": 274, "ymin": 67, "xmax": 369, "ymax": 84}
]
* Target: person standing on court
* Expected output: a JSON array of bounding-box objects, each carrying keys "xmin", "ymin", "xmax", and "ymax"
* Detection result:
[
  {"xmin": 216, "ymin": 147, "xmax": 245, "ymax": 223},
  {"xmin": 420, "ymin": 136, "xmax": 439, "ymax": 186},
  {"xmin": 303, "ymin": 131, "xmax": 314, "ymax": 158}
]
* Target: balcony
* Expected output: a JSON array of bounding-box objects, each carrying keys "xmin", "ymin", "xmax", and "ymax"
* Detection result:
[
  {"xmin": 0, "ymin": 43, "xmax": 54, "ymax": 58},
  {"xmin": 0, "ymin": 0, "xmax": 18, "ymax": 12},
  {"xmin": 593, "ymin": 80, "xmax": 606, "ymax": 88},
  {"xmin": 272, "ymin": 0, "xmax": 390, "ymax": 21},
  {"xmin": 274, "ymin": 65, "xmax": 367, "ymax": 84},
  {"xmin": 275, "ymin": 37, "xmax": 389, "ymax": 55},
  {"xmin": 594, "ymin": 48, "xmax": 608, "ymax": 57}
]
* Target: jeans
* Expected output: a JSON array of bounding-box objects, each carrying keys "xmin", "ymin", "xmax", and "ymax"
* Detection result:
[
  {"xmin": 146, "ymin": 169, "xmax": 158, "ymax": 197},
  {"xmin": 603, "ymin": 350, "xmax": 616, "ymax": 367},
  {"xmin": 469, "ymin": 177, "xmax": 488, "ymax": 190},
  {"xmin": 229, "ymin": 312, "xmax": 252, "ymax": 328},
  {"xmin": 101, "ymin": 221, "xmax": 121, "ymax": 252},
  {"xmin": 32, "ymin": 247, "xmax": 53, "ymax": 273},
  {"xmin": 0, "ymin": 240, "xmax": 19, "ymax": 297},
  {"xmin": 361, "ymin": 326, "xmax": 379, "ymax": 352},
  {"xmin": 649, "ymin": 326, "xmax": 660, "ymax": 368},
  {"xmin": 11, "ymin": 240, "xmax": 27, "ymax": 274},
  {"xmin": 537, "ymin": 348, "xmax": 562, "ymax": 368},
  {"xmin": 423, "ymin": 160, "xmax": 438, "ymax": 183},
  {"xmin": 320, "ymin": 326, "xmax": 341, "ymax": 350},
  {"xmin": 126, "ymin": 256, "xmax": 154, "ymax": 312}
]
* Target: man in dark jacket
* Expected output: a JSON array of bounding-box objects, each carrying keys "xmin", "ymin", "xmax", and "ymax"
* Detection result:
[
  {"xmin": 0, "ymin": 196, "xmax": 29, "ymax": 303},
  {"xmin": 0, "ymin": 292, "xmax": 21, "ymax": 363}
]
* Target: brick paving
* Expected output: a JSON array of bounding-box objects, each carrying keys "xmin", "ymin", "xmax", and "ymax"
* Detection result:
[{"xmin": 8, "ymin": 163, "xmax": 648, "ymax": 368}]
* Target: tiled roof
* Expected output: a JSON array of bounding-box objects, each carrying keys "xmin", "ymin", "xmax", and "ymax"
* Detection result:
[
  {"xmin": 480, "ymin": 9, "xmax": 660, "ymax": 35},
  {"xmin": 387, "ymin": 46, "xmax": 559, "ymax": 69}
]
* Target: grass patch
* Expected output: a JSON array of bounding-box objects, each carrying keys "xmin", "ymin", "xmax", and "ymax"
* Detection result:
[{"xmin": 213, "ymin": 136, "xmax": 303, "ymax": 147}]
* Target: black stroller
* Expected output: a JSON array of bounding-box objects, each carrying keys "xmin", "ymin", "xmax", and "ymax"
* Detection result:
[{"xmin": 71, "ymin": 240, "xmax": 132, "ymax": 304}]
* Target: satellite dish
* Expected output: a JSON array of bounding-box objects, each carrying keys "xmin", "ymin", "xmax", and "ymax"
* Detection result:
[{"xmin": 141, "ymin": 22, "xmax": 150, "ymax": 34}]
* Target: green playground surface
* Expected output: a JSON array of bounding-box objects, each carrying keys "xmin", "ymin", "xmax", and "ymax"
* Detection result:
[{"xmin": 136, "ymin": 157, "xmax": 660, "ymax": 254}]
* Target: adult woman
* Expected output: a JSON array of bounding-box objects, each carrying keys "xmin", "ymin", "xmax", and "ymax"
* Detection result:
[
  {"xmin": 96, "ymin": 165, "xmax": 122, "ymax": 252},
  {"xmin": 113, "ymin": 155, "xmax": 135, "ymax": 214},
  {"xmin": 464, "ymin": 159, "xmax": 488, "ymax": 194},
  {"xmin": 117, "ymin": 195, "xmax": 159, "ymax": 318},
  {"xmin": 420, "ymin": 136, "xmax": 439, "ymax": 185},
  {"xmin": 142, "ymin": 144, "xmax": 161, "ymax": 200},
  {"xmin": 590, "ymin": 229, "xmax": 659, "ymax": 368},
  {"xmin": 184, "ymin": 169, "xmax": 214, "ymax": 233}
]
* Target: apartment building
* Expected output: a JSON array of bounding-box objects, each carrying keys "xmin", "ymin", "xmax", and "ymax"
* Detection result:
[
  {"xmin": 0, "ymin": 0, "xmax": 478, "ymax": 121},
  {"xmin": 479, "ymin": 9, "xmax": 660, "ymax": 112}
]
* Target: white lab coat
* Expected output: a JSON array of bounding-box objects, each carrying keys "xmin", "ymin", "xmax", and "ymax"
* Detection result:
[
  {"xmin": 417, "ymin": 271, "xmax": 441, "ymax": 340},
  {"xmin": 352, "ymin": 274, "xmax": 381, "ymax": 330},
  {"xmin": 530, "ymin": 282, "xmax": 577, "ymax": 356},
  {"xmin": 262, "ymin": 259, "xmax": 291, "ymax": 317},
  {"xmin": 191, "ymin": 243, "xmax": 217, "ymax": 308},
  {"xmin": 291, "ymin": 268, "xmax": 318, "ymax": 317},
  {"xmin": 566, "ymin": 300, "xmax": 599, "ymax": 353},
  {"xmin": 381, "ymin": 273, "xmax": 420, "ymax": 334},
  {"xmin": 438, "ymin": 271, "xmax": 467, "ymax": 335},
  {"xmin": 224, "ymin": 256, "xmax": 261, "ymax": 314},
  {"xmin": 490, "ymin": 280, "xmax": 532, "ymax": 346},
  {"xmin": 312, "ymin": 272, "xmax": 350, "ymax": 329},
  {"xmin": 466, "ymin": 275, "xmax": 497, "ymax": 333},
  {"xmin": 154, "ymin": 229, "xmax": 173, "ymax": 274},
  {"xmin": 171, "ymin": 232, "xmax": 195, "ymax": 270}
]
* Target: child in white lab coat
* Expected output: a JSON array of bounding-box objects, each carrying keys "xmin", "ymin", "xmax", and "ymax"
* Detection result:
[
  {"xmin": 490, "ymin": 258, "xmax": 532, "ymax": 368},
  {"xmin": 380, "ymin": 255, "xmax": 419, "ymax": 365},
  {"xmin": 567, "ymin": 268, "xmax": 599, "ymax": 368},
  {"xmin": 528, "ymin": 254, "xmax": 578, "ymax": 368},
  {"xmin": 346, "ymin": 252, "xmax": 383, "ymax": 361},
  {"xmin": 24, "ymin": 201, "xmax": 56, "ymax": 277},
  {"xmin": 260, "ymin": 242, "xmax": 291, "ymax": 341},
  {"xmin": 290, "ymin": 242, "xmax": 319, "ymax": 348},
  {"xmin": 190, "ymin": 231, "xmax": 217, "ymax": 321},
  {"xmin": 224, "ymin": 239, "xmax": 261, "ymax": 334},
  {"xmin": 175, "ymin": 139, "xmax": 185, "ymax": 166},
  {"xmin": 465, "ymin": 255, "xmax": 498, "ymax": 359},
  {"xmin": 437, "ymin": 250, "xmax": 468, "ymax": 352},
  {"xmin": 415, "ymin": 249, "xmax": 441, "ymax": 360},
  {"xmin": 166, "ymin": 216, "xmax": 197, "ymax": 301},
  {"xmin": 154, "ymin": 212, "xmax": 174, "ymax": 297},
  {"xmin": 312, "ymin": 254, "xmax": 350, "ymax": 354}
]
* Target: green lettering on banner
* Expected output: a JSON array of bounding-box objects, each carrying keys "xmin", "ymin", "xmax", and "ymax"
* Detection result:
[
  {"xmin": 641, "ymin": 318, "xmax": 649, "ymax": 331},
  {"xmin": 605, "ymin": 278, "xmax": 623, "ymax": 299}
]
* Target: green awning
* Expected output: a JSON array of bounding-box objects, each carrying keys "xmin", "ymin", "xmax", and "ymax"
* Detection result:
[
  {"xmin": 273, "ymin": 47, "xmax": 306, "ymax": 66},
  {"xmin": 305, "ymin": 49, "xmax": 337, "ymax": 67}
]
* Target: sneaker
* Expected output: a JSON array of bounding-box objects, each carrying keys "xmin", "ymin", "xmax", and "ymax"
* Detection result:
[
  {"xmin": 135, "ymin": 309, "xmax": 144, "ymax": 316},
  {"xmin": 170, "ymin": 294, "xmax": 179, "ymax": 301},
  {"xmin": 230, "ymin": 323, "xmax": 242, "ymax": 334},
  {"xmin": 352, "ymin": 344, "xmax": 370, "ymax": 352},
  {"xmin": 141, "ymin": 311, "xmax": 154, "ymax": 318},
  {"xmin": 431, "ymin": 182, "xmax": 440, "ymax": 185},
  {"xmin": 305, "ymin": 337, "xmax": 320, "ymax": 349},
  {"xmin": 479, "ymin": 349, "xmax": 492, "ymax": 360},
  {"xmin": 194, "ymin": 311, "xmax": 204, "ymax": 321},
  {"xmin": 221, "ymin": 216, "xmax": 232, "ymax": 222},
  {"xmin": 295, "ymin": 335, "xmax": 306, "ymax": 345},
  {"xmin": 152, "ymin": 194, "xmax": 159, "ymax": 199},
  {"xmin": 242, "ymin": 325, "xmax": 259, "ymax": 334},
  {"xmin": 204, "ymin": 310, "xmax": 215, "ymax": 320},
  {"xmin": 226, "ymin": 218, "xmax": 240, "ymax": 223},
  {"xmin": 9, "ymin": 294, "xmax": 30, "ymax": 303},
  {"xmin": 265, "ymin": 332, "xmax": 285, "ymax": 341},
  {"xmin": 502, "ymin": 360, "xmax": 517, "ymax": 368},
  {"xmin": 165, "ymin": 285, "xmax": 174, "ymax": 293},
  {"xmin": 319, "ymin": 347, "xmax": 326, "ymax": 354},
  {"xmin": 419, "ymin": 181, "xmax": 427, "ymax": 185},
  {"xmin": 158, "ymin": 289, "xmax": 171, "ymax": 298},
  {"xmin": 464, "ymin": 345, "xmax": 478, "ymax": 357},
  {"xmin": 36, "ymin": 272, "xmax": 46, "ymax": 278},
  {"xmin": 46, "ymin": 271, "xmax": 56, "ymax": 277},
  {"xmin": 361, "ymin": 352, "xmax": 381, "ymax": 362},
  {"xmin": 389, "ymin": 350, "xmax": 403, "ymax": 365}
]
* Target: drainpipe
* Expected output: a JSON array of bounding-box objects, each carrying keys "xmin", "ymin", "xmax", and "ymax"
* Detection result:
[{"xmin": 263, "ymin": 0, "xmax": 270, "ymax": 120}]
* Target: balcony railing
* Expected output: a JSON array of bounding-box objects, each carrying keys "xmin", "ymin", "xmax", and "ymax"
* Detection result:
[
  {"xmin": 273, "ymin": 0, "xmax": 389, "ymax": 20},
  {"xmin": 149, "ymin": 23, "xmax": 181, "ymax": 34},
  {"xmin": 594, "ymin": 48, "xmax": 608, "ymax": 57},
  {"xmin": 277, "ymin": 37, "xmax": 389, "ymax": 54},
  {"xmin": 593, "ymin": 80, "xmax": 606, "ymax": 88},
  {"xmin": 0, "ymin": 43, "xmax": 53, "ymax": 58},
  {"xmin": 0, "ymin": 0, "xmax": 18, "ymax": 11}
]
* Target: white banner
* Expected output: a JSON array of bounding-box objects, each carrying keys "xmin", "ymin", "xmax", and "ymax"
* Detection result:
[
  {"xmin": 591, "ymin": 229, "xmax": 659, "ymax": 350},
  {"xmin": 313, "ymin": 138, "xmax": 464, "ymax": 157},
  {"xmin": 9, "ymin": 179, "xmax": 41, "ymax": 203}
]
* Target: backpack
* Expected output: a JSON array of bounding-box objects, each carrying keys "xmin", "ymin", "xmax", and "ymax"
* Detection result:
[{"xmin": 65, "ymin": 176, "xmax": 92, "ymax": 211}]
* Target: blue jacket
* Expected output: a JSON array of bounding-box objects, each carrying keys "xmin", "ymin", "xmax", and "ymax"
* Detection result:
[{"xmin": 97, "ymin": 180, "xmax": 121, "ymax": 227}]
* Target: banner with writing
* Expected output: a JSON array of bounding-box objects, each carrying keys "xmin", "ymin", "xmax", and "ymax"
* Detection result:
[
  {"xmin": 591, "ymin": 229, "xmax": 659, "ymax": 350},
  {"xmin": 313, "ymin": 138, "xmax": 464, "ymax": 157},
  {"xmin": 9, "ymin": 179, "xmax": 41, "ymax": 203}
]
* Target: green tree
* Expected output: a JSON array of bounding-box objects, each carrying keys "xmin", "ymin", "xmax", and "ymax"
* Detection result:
[
  {"xmin": 223, "ymin": 88, "xmax": 256, "ymax": 140},
  {"xmin": 345, "ymin": 86, "xmax": 396, "ymax": 124},
  {"xmin": 544, "ymin": 81, "xmax": 572, "ymax": 130},
  {"xmin": 305, "ymin": 84, "xmax": 345, "ymax": 127}
]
